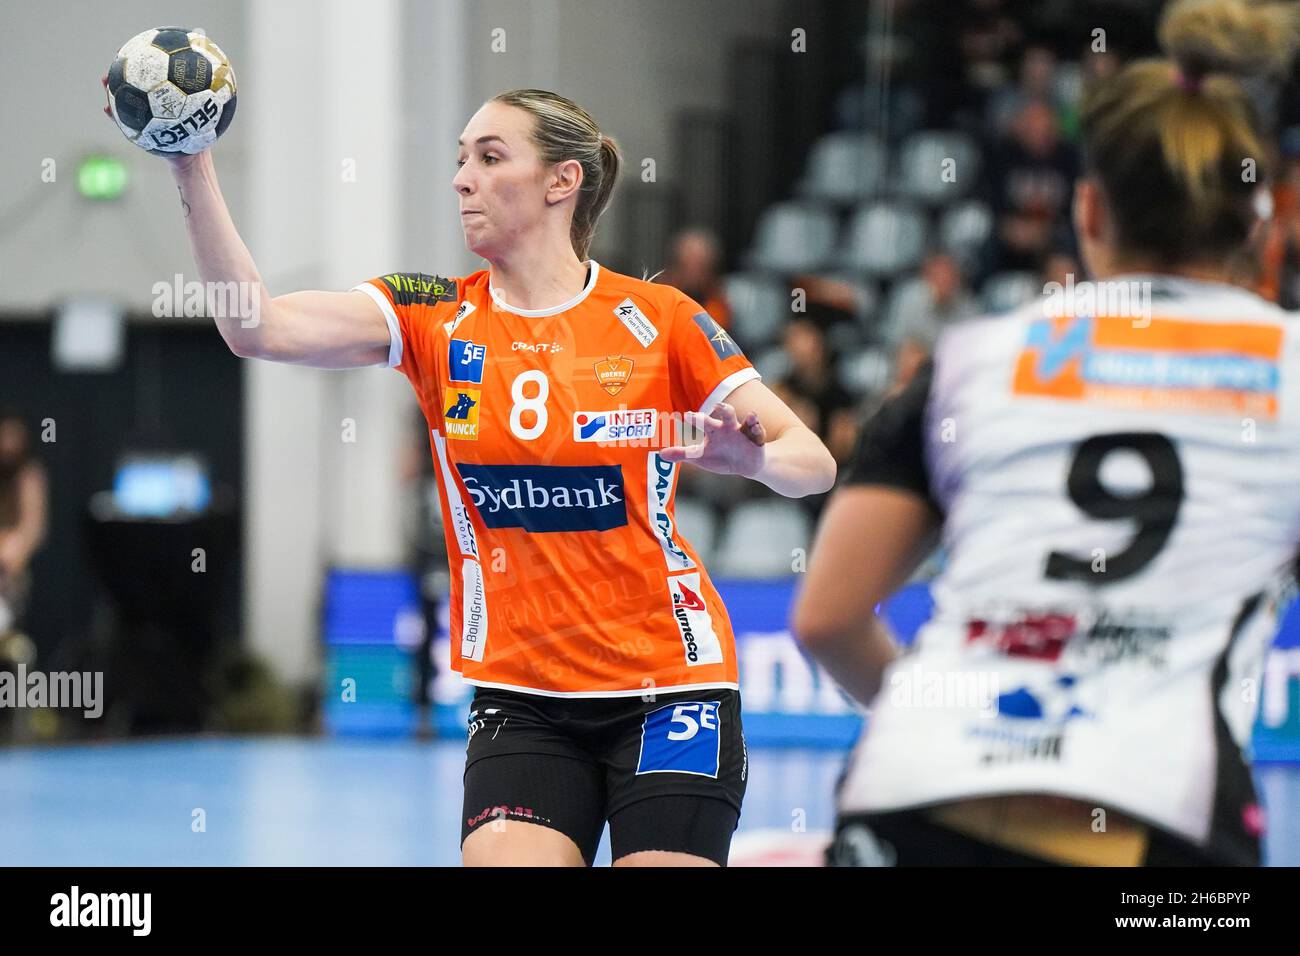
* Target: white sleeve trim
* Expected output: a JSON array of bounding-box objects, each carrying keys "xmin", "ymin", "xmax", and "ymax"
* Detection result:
[
  {"xmin": 698, "ymin": 367, "xmax": 762, "ymax": 417},
  {"xmin": 350, "ymin": 283, "xmax": 403, "ymax": 368}
]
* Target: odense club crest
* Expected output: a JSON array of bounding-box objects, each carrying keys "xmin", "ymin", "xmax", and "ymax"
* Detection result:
[{"xmin": 594, "ymin": 356, "xmax": 634, "ymax": 396}]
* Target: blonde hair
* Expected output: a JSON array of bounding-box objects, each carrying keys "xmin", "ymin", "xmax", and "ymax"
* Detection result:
[
  {"xmin": 491, "ymin": 89, "xmax": 622, "ymax": 260},
  {"xmin": 1081, "ymin": 0, "xmax": 1300, "ymax": 264}
]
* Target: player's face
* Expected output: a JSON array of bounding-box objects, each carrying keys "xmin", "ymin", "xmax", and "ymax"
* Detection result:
[{"xmin": 454, "ymin": 102, "xmax": 552, "ymax": 259}]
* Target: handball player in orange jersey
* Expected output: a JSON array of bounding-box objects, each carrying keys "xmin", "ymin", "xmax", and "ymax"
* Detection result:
[{"xmin": 122, "ymin": 86, "xmax": 836, "ymax": 866}]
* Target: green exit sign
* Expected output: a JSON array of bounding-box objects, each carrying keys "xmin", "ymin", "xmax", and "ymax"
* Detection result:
[{"xmin": 77, "ymin": 154, "xmax": 128, "ymax": 200}]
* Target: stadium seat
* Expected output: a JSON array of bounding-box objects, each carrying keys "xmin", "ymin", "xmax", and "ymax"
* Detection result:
[
  {"xmin": 811, "ymin": 272, "xmax": 880, "ymax": 324},
  {"xmin": 797, "ymin": 132, "xmax": 887, "ymax": 204},
  {"xmin": 713, "ymin": 500, "xmax": 812, "ymax": 578},
  {"xmin": 839, "ymin": 347, "xmax": 892, "ymax": 396},
  {"xmin": 883, "ymin": 274, "xmax": 932, "ymax": 342},
  {"xmin": 723, "ymin": 272, "xmax": 790, "ymax": 349},
  {"xmin": 753, "ymin": 344, "xmax": 791, "ymax": 383},
  {"xmin": 938, "ymin": 200, "xmax": 994, "ymax": 266},
  {"xmin": 895, "ymin": 130, "xmax": 981, "ymax": 205},
  {"xmin": 745, "ymin": 202, "xmax": 840, "ymax": 274},
  {"xmin": 981, "ymin": 270, "xmax": 1041, "ymax": 313},
  {"xmin": 826, "ymin": 319, "xmax": 868, "ymax": 355},
  {"xmin": 838, "ymin": 201, "xmax": 927, "ymax": 277}
]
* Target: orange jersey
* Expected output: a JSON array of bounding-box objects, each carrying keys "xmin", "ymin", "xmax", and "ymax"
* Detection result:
[{"xmin": 352, "ymin": 263, "xmax": 760, "ymax": 697}]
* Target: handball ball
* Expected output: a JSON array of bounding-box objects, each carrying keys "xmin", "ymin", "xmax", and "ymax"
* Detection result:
[{"xmin": 106, "ymin": 27, "xmax": 237, "ymax": 155}]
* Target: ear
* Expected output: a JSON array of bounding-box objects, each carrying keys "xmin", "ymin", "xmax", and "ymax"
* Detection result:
[
  {"xmin": 1072, "ymin": 177, "xmax": 1104, "ymax": 244},
  {"xmin": 546, "ymin": 158, "xmax": 584, "ymax": 206}
]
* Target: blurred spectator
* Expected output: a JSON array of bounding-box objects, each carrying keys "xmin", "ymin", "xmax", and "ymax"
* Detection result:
[
  {"xmin": 0, "ymin": 410, "xmax": 46, "ymax": 658},
  {"xmin": 985, "ymin": 99, "xmax": 1077, "ymax": 278},
  {"xmin": 771, "ymin": 318, "xmax": 858, "ymax": 466},
  {"xmin": 956, "ymin": 0, "xmax": 1024, "ymax": 107},
  {"xmin": 986, "ymin": 44, "xmax": 1061, "ymax": 134},
  {"xmin": 889, "ymin": 252, "xmax": 980, "ymax": 388},
  {"xmin": 658, "ymin": 227, "xmax": 732, "ymax": 329}
]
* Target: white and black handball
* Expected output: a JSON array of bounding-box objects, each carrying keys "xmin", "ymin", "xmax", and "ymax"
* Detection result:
[{"xmin": 106, "ymin": 27, "xmax": 236, "ymax": 155}]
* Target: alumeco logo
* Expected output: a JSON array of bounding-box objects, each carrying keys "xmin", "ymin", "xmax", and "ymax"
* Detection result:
[
  {"xmin": 455, "ymin": 464, "xmax": 628, "ymax": 533},
  {"xmin": 673, "ymin": 581, "xmax": 706, "ymax": 611},
  {"xmin": 673, "ymin": 581, "xmax": 707, "ymax": 662},
  {"xmin": 666, "ymin": 571, "xmax": 724, "ymax": 666},
  {"xmin": 647, "ymin": 453, "xmax": 693, "ymax": 571}
]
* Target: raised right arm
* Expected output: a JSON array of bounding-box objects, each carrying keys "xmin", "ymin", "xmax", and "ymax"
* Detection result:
[{"xmin": 169, "ymin": 151, "xmax": 392, "ymax": 369}]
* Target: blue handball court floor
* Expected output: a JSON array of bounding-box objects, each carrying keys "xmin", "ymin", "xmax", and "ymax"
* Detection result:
[{"xmin": 0, "ymin": 737, "xmax": 1297, "ymax": 866}]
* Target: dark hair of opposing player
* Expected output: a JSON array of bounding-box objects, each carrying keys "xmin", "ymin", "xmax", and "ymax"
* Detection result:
[
  {"xmin": 1080, "ymin": 0, "xmax": 1300, "ymax": 266},
  {"xmin": 490, "ymin": 89, "xmax": 622, "ymax": 260}
]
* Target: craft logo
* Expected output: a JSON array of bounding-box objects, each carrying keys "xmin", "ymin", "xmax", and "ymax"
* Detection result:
[
  {"xmin": 512, "ymin": 341, "xmax": 563, "ymax": 354},
  {"xmin": 595, "ymin": 355, "xmax": 635, "ymax": 396},
  {"xmin": 444, "ymin": 388, "xmax": 481, "ymax": 440},
  {"xmin": 1012, "ymin": 315, "xmax": 1281, "ymax": 419}
]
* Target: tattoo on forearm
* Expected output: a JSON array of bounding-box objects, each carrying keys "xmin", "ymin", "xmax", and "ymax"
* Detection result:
[{"xmin": 177, "ymin": 184, "xmax": 191, "ymax": 219}]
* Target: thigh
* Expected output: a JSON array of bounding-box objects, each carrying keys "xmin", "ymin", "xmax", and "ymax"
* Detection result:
[
  {"xmin": 462, "ymin": 753, "xmax": 605, "ymax": 865},
  {"xmin": 461, "ymin": 690, "xmax": 606, "ymax": 865},
  {"xmin": 609, "ymin": 795, "xmax": 739, "ymax": 866},
  {"xmin": 603, "ymin": 689, "xmax": 748, "ymax": 866}
]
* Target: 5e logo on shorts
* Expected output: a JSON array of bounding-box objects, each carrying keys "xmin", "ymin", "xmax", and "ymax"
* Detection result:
[
  {"xmin": 636, "ymin": 701, "xmax": 721, "ymax": 777},
  {"xmin": 449, "ymin": 339, "xmax": 487, "ymax": 384}
]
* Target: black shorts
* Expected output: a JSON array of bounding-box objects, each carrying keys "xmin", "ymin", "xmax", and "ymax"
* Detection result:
[
  {"xmin": 461, "ymin": 685, "xmax": 748, "ymax": 865},
  {"xmin": 827, "ymin": 808, "xmax": 1234, "ymax": 866}
]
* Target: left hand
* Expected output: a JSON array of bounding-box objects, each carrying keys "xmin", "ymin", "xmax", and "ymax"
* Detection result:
[{"xmin": 660, "ymin": 402, "xmax": 767, "ymax": 478}]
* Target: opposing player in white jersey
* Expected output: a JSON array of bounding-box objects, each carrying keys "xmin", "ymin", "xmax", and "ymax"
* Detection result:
[{"xmin": 794, "ymin": 0, "xmax": 1300, "ymax": 866}]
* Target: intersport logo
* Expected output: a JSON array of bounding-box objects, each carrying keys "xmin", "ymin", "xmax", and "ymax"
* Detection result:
[{"xmin": 457, "ymin": 463, "xmax": 628, "ymax": 533}]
